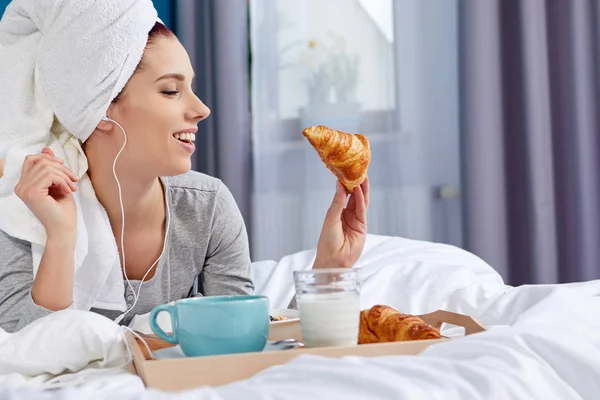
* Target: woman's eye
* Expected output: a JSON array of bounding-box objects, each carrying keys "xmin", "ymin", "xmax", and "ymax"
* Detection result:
[{"xmin": 162, "ymin": 90, "xmax": 179, "ymax": 96}]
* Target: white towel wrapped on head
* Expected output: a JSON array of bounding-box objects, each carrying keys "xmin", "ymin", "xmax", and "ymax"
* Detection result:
[{"xmin": 0, "ymin": 0, "xmax": 159, "ymax": 312}]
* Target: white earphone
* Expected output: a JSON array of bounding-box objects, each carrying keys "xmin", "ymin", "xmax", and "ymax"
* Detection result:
[{"xmin": 102, "ymin": 116, "xmax": 170, "ymax": 324}]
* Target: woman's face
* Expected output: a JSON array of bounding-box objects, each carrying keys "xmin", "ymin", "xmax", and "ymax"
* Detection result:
[{"xmin": 104, "ymin": 36, "xmax": 210, "ymax": 178}]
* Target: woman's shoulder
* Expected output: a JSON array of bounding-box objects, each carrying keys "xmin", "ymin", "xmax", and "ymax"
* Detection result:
[
  {"xmin": 163, "ymin": 171, "xmax": 233, "ymax": 209},
  {"xmin": 164, "ymin": 170, "xmax": 223, "ymax": 192},
  {"xmin": 164, "ymin": 172, "xmax": 243, "ymax": 228}
]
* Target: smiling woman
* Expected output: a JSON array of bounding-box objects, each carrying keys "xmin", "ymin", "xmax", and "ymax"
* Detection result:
[
  {"xmin": 0, "ymin": 2, "xmax": 369, "ymax": 334},
  {"xmin": 85, "ymin": 22, "xmax": 210, "ymax": 182},
  {"xmin": 0, "ymin": 20, "xmax": 254, "ymax": 332}
]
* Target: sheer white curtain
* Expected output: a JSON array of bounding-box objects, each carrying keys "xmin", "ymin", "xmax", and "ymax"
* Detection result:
[{"xmin": 250, "ymin": 0, "xmax": 461, "ymax": 262}]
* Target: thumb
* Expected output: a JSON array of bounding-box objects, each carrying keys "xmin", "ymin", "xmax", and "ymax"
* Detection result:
[
  {"xmin": 324, "ymin": 181, "xmax": 347, "ymax": 223},
  {"xmin": 41, "ymin": 147, "xmax": 55, "ymax": 157}
]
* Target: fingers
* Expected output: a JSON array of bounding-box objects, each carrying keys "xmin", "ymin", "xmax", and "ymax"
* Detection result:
[
  {"xmin": 34, "ymin": 170, "xmax": 75, "ymax": 195},
  {"xmin": 347, "ymin": 176, "xmax": 369, "ymax": 212},
  {"xmin": 346, "ymin": 193, "xmax": 356, "ymax": 212},
  {"xmin": 354, "ymin": 184, "xmax": 367, "ymax": 224},
  {"xmin": 324, "ymin": 181, "xmax": 348, "ymax": 225},
  {"xmin": 52, "ymin": 161, "xmax": 78, "ymax": 182},
  {"xmin": 360, "ymin": 176, "xmax": 370, "ymax": 208},
  {"xmin": 16, "ymin": 154, "xmax": 79, "ymax": 201},
  {"xmin": 29, "ymin": 158, "xmax": 78, "ymax": 182},
  {"xmin": 41, "ymin": 147, "xmax": 55, "ymax": 157},
  {"xmin": 22, "ymin": 152, "xmax": 64, "ymax": 173},
  {"xmin": 30, "ymin": 162, "xmax": 78, "ymax": 191},
  {"xmin": 16, "ymin": 167, "xmax": 75, "ymax": 200},
  {"xmin": 48, "ymin": 166, "xmax": 78, "ymax": 192}
]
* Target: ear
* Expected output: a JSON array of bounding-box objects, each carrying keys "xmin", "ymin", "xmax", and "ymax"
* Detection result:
[
  {"xmin": 95, "ymin": 102, "xmax": 119, "ymax": 133},
  {"xmin": 95, "ymin": 119, "xmax": 112, "ymax": 133}
]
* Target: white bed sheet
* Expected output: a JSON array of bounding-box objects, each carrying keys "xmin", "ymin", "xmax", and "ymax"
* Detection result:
[{"xmin": 1, "ymin": 234, "xmax": 599, "ymax": 399}]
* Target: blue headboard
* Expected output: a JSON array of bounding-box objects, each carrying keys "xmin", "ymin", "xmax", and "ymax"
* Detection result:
[
  {"xmin": 0, "ymin": 1, "xmax": 174, "ymax": 29},
  {"xmin": 0, "ymin": 0, "xmax": 9, "ymax": 18}
]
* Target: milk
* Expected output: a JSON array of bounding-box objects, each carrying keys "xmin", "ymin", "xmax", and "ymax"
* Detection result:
[{"xmin": 296, "ymin": 291, "xmax": 360, "ymax": 348}]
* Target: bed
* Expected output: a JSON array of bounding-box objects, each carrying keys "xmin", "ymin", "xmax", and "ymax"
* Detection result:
[{"xmin": 1, "ymin": 234, "xmax": 599, "ymax": 399}]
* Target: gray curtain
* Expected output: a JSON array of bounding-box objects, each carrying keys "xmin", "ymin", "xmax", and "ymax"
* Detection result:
[
  {"xmin": 460, "ymin": 0, "xmax": 600, "ymax": 285},
  {"xmin": 174, "ymin": 0, "xmax": 252, "ymax": 238}
]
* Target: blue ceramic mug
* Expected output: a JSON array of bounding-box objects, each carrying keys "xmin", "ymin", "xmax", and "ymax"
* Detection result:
[{"xmin": 149, "ymin": 295, "xmax": 270, "ymax": 357}]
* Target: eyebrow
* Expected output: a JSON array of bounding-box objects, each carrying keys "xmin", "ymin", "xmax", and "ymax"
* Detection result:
[{"xmin": 155, "ymin": 73, "xmax": 195, "ymax": 83}]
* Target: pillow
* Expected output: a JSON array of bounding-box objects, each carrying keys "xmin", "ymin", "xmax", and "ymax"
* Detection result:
[{"xmin": 0, "ymin": 310, "xmax": 129, "ymax": 381}]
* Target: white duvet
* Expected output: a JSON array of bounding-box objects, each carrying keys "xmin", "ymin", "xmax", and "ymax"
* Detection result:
[{"xmin": 1, "ymin": 234, "xmax": 599, "ymax": 399}]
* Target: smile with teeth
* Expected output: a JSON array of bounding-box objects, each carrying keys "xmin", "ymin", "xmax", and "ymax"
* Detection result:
[{"xmin": 173, "ymin": 132, "xmax": 196, "ymax": 143}]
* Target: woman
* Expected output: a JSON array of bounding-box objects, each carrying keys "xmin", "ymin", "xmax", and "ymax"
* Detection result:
[{"xmin": 0, "ymin": 22, "xmax": 369, "ymax": 333}]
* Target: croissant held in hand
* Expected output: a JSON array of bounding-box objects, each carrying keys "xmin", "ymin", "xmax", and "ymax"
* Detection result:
[
  {"xmin": 358, "ymin": 305, "xmax": 442, "ymax": 344},
  {"xmin": 302, "ymin": 125, "xmax": 370, "ymax": 192}
]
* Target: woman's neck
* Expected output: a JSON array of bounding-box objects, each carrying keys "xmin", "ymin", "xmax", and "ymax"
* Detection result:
[{"xmin": 88, "ymin": 168, "xmax": 165, "ymax": 232}]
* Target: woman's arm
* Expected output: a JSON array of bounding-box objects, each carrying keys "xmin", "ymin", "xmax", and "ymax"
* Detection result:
[
  {"xmin": 313, "ymin": 177, "xmax": 370, "ymax": 269},
  {"xmin": 31, "ymin": 232, "xmax": 76, "ymax": 311},
  {"xmin": 287, "ymin": 178, "xmax": 369, "ymax": 309},
  {"xmin": 200, "ymin": 183, "xmax": 254, "ymax": 296},
  {"xmin": 15, "ymin": 148, "xmax": 78, "ymax": 311},
  {"xmin": 0, "ymin": 230, "xmax": 74, "ymax": 333},
  {"xmin": 0, "ymin": 148, "xmax": 79, "ymax": 331}
]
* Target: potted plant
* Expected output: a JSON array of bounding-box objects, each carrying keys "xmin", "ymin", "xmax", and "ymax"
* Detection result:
[{"xmin": 298, "ymin": 34, "xmax": 361, "ymax": 133}]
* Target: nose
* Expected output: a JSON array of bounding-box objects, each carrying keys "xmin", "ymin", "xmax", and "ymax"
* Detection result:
[{"xmin": 187, "ymin": 93, "xmax": 211, "ymax": 123}]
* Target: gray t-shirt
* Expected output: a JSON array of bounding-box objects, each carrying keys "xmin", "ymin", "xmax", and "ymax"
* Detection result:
[{"xmin": 0, "ymin": 171, "xmax": 254, "ymax": 333}]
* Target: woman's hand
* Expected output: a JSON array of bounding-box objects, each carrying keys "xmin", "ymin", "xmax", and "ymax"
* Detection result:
[
  {"xmin": 14, "ymin": 147, "xmax": 79, "ymax": 237},
  {"xmin": 313, "ymin": 177, "xmax": 369, "ymax": 269}
]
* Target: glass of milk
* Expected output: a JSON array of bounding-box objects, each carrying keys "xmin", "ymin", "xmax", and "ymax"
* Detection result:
[{"xmin": 293, "ymin": 268, "xmax": 361, "ymax": 348}]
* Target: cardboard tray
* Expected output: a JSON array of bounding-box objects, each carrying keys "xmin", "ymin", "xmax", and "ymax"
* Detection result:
[{"xmin": 127, "ymin": 310, "xmax": 485, "ymax": 392}]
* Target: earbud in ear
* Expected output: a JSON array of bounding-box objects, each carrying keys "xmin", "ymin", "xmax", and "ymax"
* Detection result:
[{"xmin": 102, "ymin": 116, "xmax": 111, "ymax": 122}]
